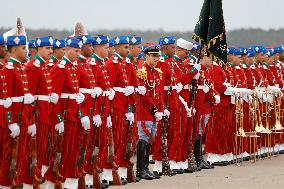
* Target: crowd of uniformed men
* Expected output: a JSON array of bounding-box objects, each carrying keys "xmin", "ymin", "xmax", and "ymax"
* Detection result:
[{"xmin": 1, "ymin": 18, "xmax": 284, "ymax": 189}]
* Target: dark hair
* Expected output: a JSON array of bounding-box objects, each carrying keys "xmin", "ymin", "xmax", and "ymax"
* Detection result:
[{"xmin": 7, "ymin": 45, "xmax": 14, "ymax": 52}]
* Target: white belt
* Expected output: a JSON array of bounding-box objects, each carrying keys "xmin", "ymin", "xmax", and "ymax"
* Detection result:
[
  {"xmin": 34, "ymin": 95, "xmax": 50, "ymax": 102},
  {"xmin": 164, "ymin": 86, "xmax": 172, "ymax": 91},
  {"xmin": 11, "ymin": 96, "xmax": 24, "ymax": 102},
  {"xmin": 79, "ymin": 88, "xmax": 93, "ymax": 94},
  {"xmin": 197, "ymin": 85, "xmax": 204, "ymax": 90},
  {"xmin": 0, "ymin": 100, "xmax": 3, "ymax": 106},
  {"xmin": 102, "ymin": 91, "xmax": 111, "ymax": 96},
  {"xmin": 113, "ymin": 87, "xmax": 126, "ymax": 93},
  {"xmin": 164, "ymin": 86, "xmax": 178, "ymax": 91},
  {"xmin": 184, "ymin": 84, "xmax": 191, "ymax": 90},
  {"xmin": 60, "ymin": 93, "xmax": 77, "ymax": 99}
]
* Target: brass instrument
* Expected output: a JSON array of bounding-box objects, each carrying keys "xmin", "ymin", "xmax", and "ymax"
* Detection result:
[
  {"xmin": 247, "ymin": 92, "xmax": 260, "ymax": 163},
  {"xmin": 234, "ymin": 92, "xmax": 244, "ymax": 166}
]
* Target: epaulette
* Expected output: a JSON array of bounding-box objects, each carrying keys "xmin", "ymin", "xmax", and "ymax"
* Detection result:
[
  {"xmin": 58, "ymin": 60, "xmax": 66, "ymax": 68},
  {"xmin": 137, "ymin": 66, "xmax": 147, "ymax": 81},
  {"xmin": 212, "ymin": 61, "xmax": 218, "ymax": 66},
  {"xmin": 33, "ymin": 59, "xmax": 41, "ymax": 68},
  {"xmin": 263, "ymin": 65, "xmax": 268, "ymax": 70},
  {"xmin": 112, "ymin": 57, "xmax": 119, "ymax": 63},
  {"xmin": 125, "ymin": 57, "xmax": 131, "ymax": 64},
  {"xmin": 89, "ymin": 58, "xmax": 96, "ymax": 65},
  {"xmin": 159, "ymin": 57, "xmax": 165, "ymax": 63},
  {"xmin": 250, "ymin": 65, "xmax": 255, "ymax": 69},
  {"xmin": 47, "ymin": 62, "xmax": 54, "ymax": 67},
  {"xmin": 235, "ymin": 66, "xmax": 240, "ymax": 70},
  {"xmin": 5, "ymin": 62, "xmax": 14, "ymax": 70},
  {"xmin": 154, "ymin": 68, "xmax": 163, "ymax": 80}
]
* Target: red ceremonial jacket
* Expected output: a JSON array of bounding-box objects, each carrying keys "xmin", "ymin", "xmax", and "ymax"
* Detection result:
[
  {"xmin": 136, "ymin": 62, "xmax": 164, "ymax": 121},
  {"xmin": 88, "ymin": 53, "xmax": 112, "ymax": 116},
  {"xmin": 4, "ymin": 57, "xmax": 34, "ymax": 126},
  {"xmin": 50, "ymin": 56, "xmax": 84, "ymax": 123},
  {"xmin": 26, "ymin": 55, "xmax": 52, "ymax": 125}
]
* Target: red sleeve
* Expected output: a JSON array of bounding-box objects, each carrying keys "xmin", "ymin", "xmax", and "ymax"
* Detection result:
[
  {"xmin": 210, "ymin": 65, "xmax": 227, "ymax": 94},
  {"xmin": 49, "ymin": 65, "xmax": 66, "ymax": 124},
  {"xmin": 105, "ymin": 59, "xmax": 118, "ymax": 88},
  {"xmin": 25, "ymin": 62, "xmax": 41, "ymax": 95},
  {"xmin": 2, "ymin": 67, "xmax": 15, "ymax": 125}
]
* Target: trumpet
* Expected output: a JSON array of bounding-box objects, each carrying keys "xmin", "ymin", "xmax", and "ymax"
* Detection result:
[
  {"xmin": 247, "ymin": 92, "xmax": 260, "ymax": 163},
  {"xmin": 234, "ymin": 92, "xmax": 245, "ymax": 166}
]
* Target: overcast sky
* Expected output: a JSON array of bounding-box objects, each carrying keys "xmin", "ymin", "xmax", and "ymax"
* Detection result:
[{"xmin": 1, "ymin": 0, "xmax": 283, "ymax": 31}]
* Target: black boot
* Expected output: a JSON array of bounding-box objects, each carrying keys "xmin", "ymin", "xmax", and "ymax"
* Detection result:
[
  {"xmin": 145, "ymin": 143, "xmax": 160, "ymax": 179},
  {"xmin": 136, "ymin": 140, "xmax": 154, "ymax": 180},
  {"xmin": 194, "ymin": 135, "xmax": 214, "ymax": 170},
  {"xmin": 101, "ymin": 180, "xmax": 110, "ymax": 188}
]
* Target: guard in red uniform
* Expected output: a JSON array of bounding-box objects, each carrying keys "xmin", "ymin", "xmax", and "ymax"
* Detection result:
[
  {"xmin": 0, "ymin": 35, "xmax": 13, "ymax": 185},
  {"xmin": 193, "ymin": 51, "xmax": 219, "ymax": 169},
  {"xmin": 87, "ymin": 35, "xmax": 115, "ymax": 187},
  {"xmin": 172, "ymin": 38, "xmax": 200, "ymax": 172},
  {"xmin": 40, "ymin": 39, "xmax": 66, "ymax": 172},
  {"xmin": 105, "ymin": 36, "xmax": 135, "ymax": 184},
  {"xmin": 74, "ymin": 26, "xmax": 104, "ymax": 187},
  {"xmin": 25, "ymin": 36, "xmax": 56, "ymax": 179},
  {"xmin": 44, "ymin": 37, "xmax": 90, "ymax": 189},
  {"xmin": 135, "ymin": 45, "xmax": 164, "ymax": 180},
  {"xmin": 152, "ymin": 36, "xmax": 177, "ymax": 175},
  {"xmin": 0, "ymin": 18, "xmax": 37, "ymax": 189}
]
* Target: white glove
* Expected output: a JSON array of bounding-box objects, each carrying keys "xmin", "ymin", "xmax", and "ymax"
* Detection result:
[
  {"xmin": 248, "ymin": 95, "xmax": 253, "ymax": 104},
  {"xmin": 193, "ymin": 63, "xmax": 201, "ymax": 71},
  {"xmin": 81, "ymin": 116, "xmax": 90, "ymax": 130},
  {"xmin": 125, "ymin": 112, "xmax": 134, "ymax": 125},
  {"xmin": 91, "ymin": 87, "xmax": 103, "ymax": 98},
  {"xmin": 255, "ymin": 90, "xmax": 263, "ymax": 100},
  {"xmin": 187, "ymin": 107, "xmax": 193, "ymax": 117},
  {"xmin": 154, "ymin": 112, "xmax": 163, "ymax": 121},
  {"xmin": 262, "ymin": 94, "xmax": 268, "ymax": 102},
  {"xmin": 224, "ymin": 87, "xmax": 235, "ymax": 96},
  {"xmin": 214, "ymin": 95, "xmax": 220, "ymax": 104},
  {"xmin": 50, "ymin": 93, "xmax": 59, "ymax": 104},
  {"xmin": 3, "ymin": 98, "xmax": 12, "ymax": 108},
  {"xmin": 193, "ymin": 72, "xmax": 200, "ymax": 80},
  {"xmin": 244, "ymin": 89, "xmax": 252, "ymax": 95},
  {"xmin": 163, "ymin": 109, "xmax": 170, "ymax": 117},
  {"xmin": 124, "ymin": 86, "xmax": 135, "ymax": 96},
  {"xmin": 136, "ymin": 86, "xmax": 146, "ymax": 96},
  {"xmin": 267, "ymin": 94, "xmax": 274, "ymax": 104},
  {"xmin": 203, "ymin": 84, "xmax": 209, "ymax": 93},
  {"xmin": 175, "ymin": 83, "xmax": 183, "ymax": 93},
  {"xmin": 27, "ymin": 124, "xmax": 36, "ymax": 137},
  {"xmin": 231, "ymin": 95, "xmax": 236, "ymax": 104},
  {"xmin": 8, "ymin": 123, "xmax": 20, "ymax": 138},
  {"xmin": 108, "ymin": 88, "xmax": 115, "ymax": 101},
  {"xmin": 55, "ymin": 122, "xmax": 64, "ymax": 134},
  {"xmin": 107, "ymin": 115, "xmax": 112, "ymax": 128},
  {"xmin": 268, "ymin": 86, "xmax": 281, "ymax": 93},
  {"xmin": 75, "ymin": 93, "xmax": 85, "ymax": 104},
  {"xmin": 24, "ymin": 93, "xmax": 35, "ymax": 104},
  {"xmin": 92, "ymin": 114, "xmax": 102, "ymax": 127}
]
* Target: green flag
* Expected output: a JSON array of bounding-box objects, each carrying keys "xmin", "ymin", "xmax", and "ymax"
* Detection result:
[{"xmin": 192, "ymin": 0, "xmax": 227, "ymax": 64}]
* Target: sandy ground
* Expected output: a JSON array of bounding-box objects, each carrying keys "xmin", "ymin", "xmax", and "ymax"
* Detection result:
[{"xmin": 114, "ymin": 155, "xmax": 284, "ymax": 189}]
